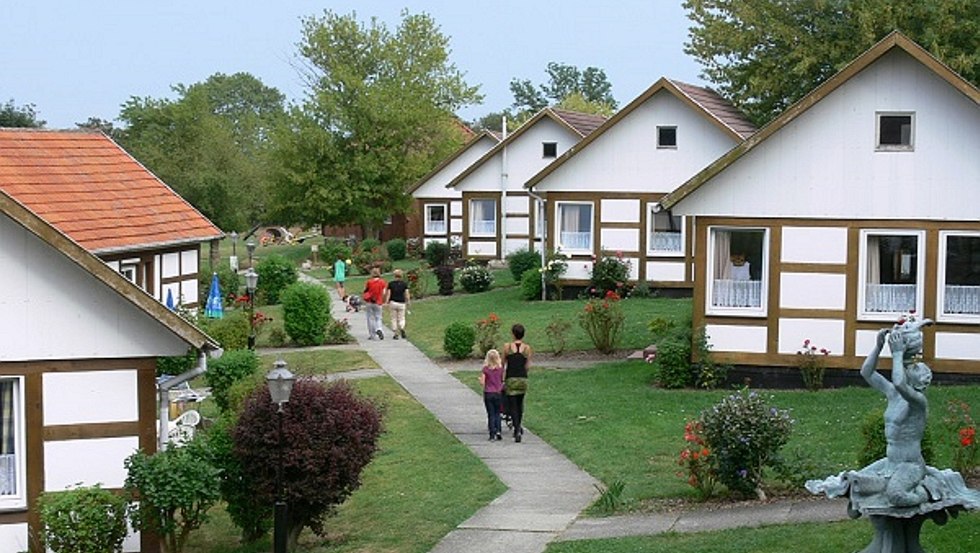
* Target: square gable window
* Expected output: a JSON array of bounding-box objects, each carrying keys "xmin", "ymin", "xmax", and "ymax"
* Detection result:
[
  {"xmin": 877, "ymin": 113, "xmax": 914, "ymax": 151},
  {"xmin": 542, "ymin": 141, "xmax": 558, "ymax": 158},
  {"xmin": 657, "ymin": 126, "xmax": 677, "ymax": 148}
]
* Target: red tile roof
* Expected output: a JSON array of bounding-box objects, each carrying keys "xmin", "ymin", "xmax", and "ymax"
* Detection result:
[{"xmin": 0, "ymin": 129, "xmax": 222, "ymax": 253}]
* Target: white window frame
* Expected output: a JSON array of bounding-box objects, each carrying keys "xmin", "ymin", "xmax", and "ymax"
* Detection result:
[
  {"xmin": 706, "ymin": 226, "xmax": 769, "ymax": 317},
  {"xmin": 657, "ymin": 126, "xmax": 677, "ymax": 149},
  {"xmin": 119, "ymin": 263, "xmax": 138, "ymax": 284},
  {"xmin": 469, "ymin": 199, "xmax": 497, "ymax": 237},
  {"xmin": 555, "ymin": 201, "xmax": 594, "ymax": 255},
  {"xmin": 937, "ymin": 231, "xmax": 980, "ymax": 323},
  {"xmin": 0, "ymin": 377, "xmax": 26, "ymax": 510},
  {"xmin": 647, "ymin": 203, "xmax": 685, "ymax": 256},
  {"xmin": 857, "ymin": 229, "xmax": 925, "ymax": 321},
  {"xmin": 875, "ymin": 111, "xmax": 915, "ymax": 152},
  {"xmin": 542, "ymin": 141, "xmax": 558, "ymax": 158},
  {"xmin": 424, "ymin": 204, "xmax": 448, "ymax": 236}
]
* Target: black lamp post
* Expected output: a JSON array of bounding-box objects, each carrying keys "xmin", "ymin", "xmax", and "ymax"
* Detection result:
[
  {"xmin": 267, "ymin": 359, "xmax": 295, "ymax": 553},
  {"xmin": 245, "ymin": 268, "xmax": 258, "ymax": 350},
  {"xmin": 246, "ymin": 240, "xmax": 256, "ymax": 269}
]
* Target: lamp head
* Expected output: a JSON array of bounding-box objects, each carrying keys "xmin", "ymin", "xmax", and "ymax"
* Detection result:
[{"xmin": 267, "ymin": 359, "xmax": 295, "ymax": 406}]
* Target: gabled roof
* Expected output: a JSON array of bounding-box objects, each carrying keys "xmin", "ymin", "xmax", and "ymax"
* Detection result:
[
  {"xmin": 525, "ymin": 78, "xmax": 756, "ymax": 189},
  {"xmin": 660, "ymin": 31, "xmax": 980, "ymax": 210},
  {"xmin": 407, "ymin": 131, "xmax": 500, "ymax": 195},
  {"xmin": 0, "ymin": 187, "xmax": 219, "ymax": 351},
  {"xmin": 0, "ymin": 129, "xmax": 223, "ymax": 254},
  {"xmin": 446, "ymin": 108, "xmax": 608, "ymax": 189}
]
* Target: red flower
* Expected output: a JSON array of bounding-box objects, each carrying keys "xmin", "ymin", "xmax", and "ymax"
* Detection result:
[{"xmin": 960, "ymin": 427, "xmax": 976, "ymax": 447}]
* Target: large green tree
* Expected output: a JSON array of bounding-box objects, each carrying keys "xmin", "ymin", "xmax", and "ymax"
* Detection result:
[
  {"xmin": 1, "ymin": 99, "xmax": 45, "ymax": 128},
  {"xmin": 684, "ymin": 0, "xmax": 980, "ymax": 125},
  {"xmin": 270, "ymin": 10, "xmax": 481, "ymax": 234},
  {"xmin": 509, "ymin": 62, "xmax": 617, "ymax": 120},
  {"xmin": 118, "ymin": 73, "xmax": 285, "ymax": 231}
]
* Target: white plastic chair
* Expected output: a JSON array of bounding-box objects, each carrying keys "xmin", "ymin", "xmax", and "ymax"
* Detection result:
[{"xmin": 167, "ymin": 409, "xmax": 201, "ymax": 446}]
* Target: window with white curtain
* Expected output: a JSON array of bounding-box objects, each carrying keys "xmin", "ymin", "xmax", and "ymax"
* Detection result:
[
  {"xmin": 939, "ymin": 232, "xmax": 980, "ymax": 320},
  {"xmin": 648, "ymin": 206, "xmax": 683, "ymax": 254},
  {"xmin": 425, "ymin": 204, "xmax": 447, "ymax": 235},
  {"xmin": 469, "ymin": 199, "xmax": 496, "ymax": 236},
  {"xmin": 860, "ymin": 231, "xmax": 922, "ymax": 318},
  {"xmin": 556, "ymin": 202, "xmax": 593, "ymax": 253},
  {"xmin": 708, "ymin": 227, "xmax": 767, "ymax": 313},
  {"xmin": 0, "ymin": 377, "xmax": 25, "ymax": 508}
]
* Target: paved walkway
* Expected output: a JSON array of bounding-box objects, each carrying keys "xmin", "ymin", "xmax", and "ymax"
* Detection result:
[{"xmin": 312, "ymin": 276, "xmax": 850, "ymax": 551}]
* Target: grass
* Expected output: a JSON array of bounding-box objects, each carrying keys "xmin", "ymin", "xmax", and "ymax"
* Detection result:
[
  {"xmin": 185, "ymin": 374, "xmax": 505, "ymax": 553},
  {"xmin": 455, "ymin": 360, "xmax": 980, "ymax": 510},
  {"xmin": 257, "ymin": 348, "xmax": 379, "ymax": 376},
  {"xmin": 407, "ymin": 286, "xmax": 690, "ymax": 358},
  {"xmin": 544, "ymin": 515, "xmax": 980, "ymax": 553}
]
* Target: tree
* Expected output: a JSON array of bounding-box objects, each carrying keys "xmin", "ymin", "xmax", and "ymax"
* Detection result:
[
  {"xmin": 233, "ymin": 379, "xmax": 383, "ymax": 550},
  {"xmin": 76, "ymin": 116, "xmax": 120, "ymax": 138},
  {"xmin": 270, "ymin": 10, "xmax": 481, "ymax": 235},
  {"xmin": 509, "ymin": 62, "xmax": 618, "ymax": 119},
  {"xmin": 118, "ymin": 73, "xmax": 286, "ymax": 231},
  {"xmin": 0, "ymin": 98, "xmax": 45, "ymax": 127},
  {"xmin": 684, "ymin": 0, "xmax": 980, "ymax": 125}
]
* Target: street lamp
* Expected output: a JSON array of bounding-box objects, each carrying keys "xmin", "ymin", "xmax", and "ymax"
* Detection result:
[
  {"xmin": 246, "ymin": 240, "xmax": 256, "ymax": 269},
  {"xmin": 229, "ymin": 231, "xmax": 239, "ymax": 271},
  {"xmin": 245, "ymin": 268, "xmax": 258, "ymax": 350},
  {"xmin": 267, "ymin": 359, "xmax": 295, "ymax": 553}
]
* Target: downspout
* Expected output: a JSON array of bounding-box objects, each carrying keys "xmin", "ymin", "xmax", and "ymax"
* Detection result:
[
  {"xmin": 157, "ymin": 348, "xmax": 215, "ymax": 451},
  {"xmin": 500, "ymin": 117, "xmax": 508, "ymax": 261},
  {"xmin": 527, "ymin": 188, "xmax": 547, "ymax": 301}
]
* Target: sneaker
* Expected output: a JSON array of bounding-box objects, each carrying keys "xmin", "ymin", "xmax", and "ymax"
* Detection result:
[
  {"xmin": 488, "ymin": 434, "xmax": 495, "ymax": 441},
  {"xmin": 393, "ymin": 333, "xmax": 400, "ymax": 340},
  {"xmin": 495, "ymin": 433, "xmax": 502, "ymax": 441},
  {"xmin": 400, "ymin": 329, "xmax": 407, "ymax": 339},
  {"xmin": 376, "ymin": 329, "xmax": 384, "ymax": 340},
  {"xmin": 515, "ymin": 434, "xmax": 522, "ymax": 443}
]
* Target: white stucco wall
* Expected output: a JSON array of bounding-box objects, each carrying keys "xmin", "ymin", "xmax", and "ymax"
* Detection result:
[
  {"xmin": 467, "ymin": 240, "xmax": 497, "ymax": 257},
  {"xmin": 601, "ymin": 199, "xmax": 641, "ymax": 223},
  {"xmin": 44, "ymin": 436, "xmax": 140, "ymax": 491},
  {"xmin": 44, "ymin": 370, "xmax": 139, "ymax": 425},
  {"xmin": 646, "ymin": 260, "xmax": 686, "ymax": 282},
  {"xmin": 777, "ymin": 318, "xmax": 845, "ymax": 355},
  {"xmin": 781, "ymin": 227, "xmax": 849, "ymax": 264},
  {"xmin": 705, "ymin": 324, "xmax": 768, "ymax": 353},
  {"xmin": 599, "ymin": 228, "xmax": 640, "ymax": 252},
  {"xmin": 0, "ymin": 523, "xmax": 28, "ymax": 553},
  {"xmin": 935, "ymin": 332, "xmax": 980, "ymax": 361},
  {"xmin": 413, "ymin": 135, "xmax": 496, "ymax": 199},
  {"xmin": 779, "ymin": 273, "xmax": 848, "ymax": 310}
]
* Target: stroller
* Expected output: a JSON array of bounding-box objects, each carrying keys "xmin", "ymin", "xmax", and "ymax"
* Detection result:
[
  {"xmin": 500, "ymin": 395, "xmax": 514, "ymax": 430},
  {"xmin": 345, "ymin": 295, "xmax": 362, "ymax": 312}
]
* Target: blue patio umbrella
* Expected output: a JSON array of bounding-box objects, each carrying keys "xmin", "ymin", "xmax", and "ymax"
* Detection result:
[
  {"xmin": 204, "ymin": 273, "xmax": 224, "ymax": 319},
  {"xmin": 165, "ymin": 288, "xmax": 175, "ymax": 311}
]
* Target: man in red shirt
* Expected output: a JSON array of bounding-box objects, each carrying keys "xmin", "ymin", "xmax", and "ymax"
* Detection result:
[{"xmin": 362, "ymin": 267, "xmax": 388, "ymax": 340}]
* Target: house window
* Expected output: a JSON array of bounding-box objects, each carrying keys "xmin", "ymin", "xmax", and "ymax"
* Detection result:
[
  {"xmin": 119, "ymin": 263, "xmax": 138, "ymax": 284},
  {"xmin": 657, "ymin": 126, "xmax": 677, "ymax": 148},
  {"xmin": 469, "ymin": 199, "xmax": 496, "ymax": 236},
  {"xmin": 648, "ymin": 205, "xmax": 683, "ymax": 254},
  {"xmin": 876, "ymin": 112, "xmax": 914, "ymax": 151},
  {"xmin": 0, "ymin": 377, "xmax": 25, "ymax": 508},
  {"xmin": 556, "ymin": 202, "xmax": 593, "ymax": 253},
  {"xmin": 939, "ymin": 232, "xmax": 980, "ymax": 319},
  {"xmin": 708, "ymin": 227, "xmax": 767, "ymax": 313},
  {"xmin": 542, "ymin": 142, "xmax": 558, "ymax": 158},
  {"xmin": 860, "ymin": 231, "xmax": 923, "ymax": 318},
  {"xmin": 425, "ymin": 204, "xmax": 447, "ymax": 235}
]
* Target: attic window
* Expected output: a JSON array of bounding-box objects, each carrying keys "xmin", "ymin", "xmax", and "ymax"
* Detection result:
[
  {"xmin": 876, "ymin": 113, "xmax": 914, "ymax": 151},
  {"xmin": 657, "ymin": 126, "xmax": 677, "ymax": 148},
  {"xmin": 542, "ymin": 142, "xmax": 558, "ymax": 158}
]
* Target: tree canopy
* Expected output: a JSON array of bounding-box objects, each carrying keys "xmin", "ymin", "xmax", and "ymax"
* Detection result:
[
  {"xmin": 118, "ymin": 72, "xmax": 286, "ymax": 231},
  {"xmin": 684, "ymin": 0, "xmax": 980, "ymax": 125},
  {"xmin": 1, "ymin": 99, "xmax": 45, "ymax": 128},
  {"xmin": 268, "ymin": 10, "xmax": 481, "ymax": 234},
  {"xmin": 509, "ymin": 62, "xmax": 617, "ymax": 119}
]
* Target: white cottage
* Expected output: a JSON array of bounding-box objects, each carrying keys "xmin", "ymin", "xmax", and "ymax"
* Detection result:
[
  {"xmin": 448, "ymin": 108, "xmax": 607, "ymax": 260},
  {"xmin": 660, "ymin": 32, "xmax": 980, "ymax": 376},
  {"xmin": 408, "ymin": 131, "xmax": 500, "ymax": 249},
  {"xmin": 524, "ymin": 78, "xmax": 755, "ymax": 290},
  {"xmin": 0, "ymin": 189, "xmax": 219, "ymax": 551}
]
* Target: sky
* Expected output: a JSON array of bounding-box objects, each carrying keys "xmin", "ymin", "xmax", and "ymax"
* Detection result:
[{"xmin": 3, "ymin": 1, "xmax": 705, "ymax": 129}]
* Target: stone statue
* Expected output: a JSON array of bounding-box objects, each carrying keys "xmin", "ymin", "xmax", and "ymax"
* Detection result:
[{"xmin": 806, "ymin": 315, "xmax": 980, "ymax": 552}]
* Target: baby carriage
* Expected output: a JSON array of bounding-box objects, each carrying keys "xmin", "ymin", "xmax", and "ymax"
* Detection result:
[
  {"xmin": 500, "ymin": 396, "xmax": 514, "ymax": 430},
  {"xmin": 345, "ymin": 295, "xmax": 362, "ymax": 312}
]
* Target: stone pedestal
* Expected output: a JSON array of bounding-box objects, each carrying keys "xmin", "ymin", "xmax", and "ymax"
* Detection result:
[{"xmin": 858, "ymin": 515, "xmax": 928, "ymax": 553}]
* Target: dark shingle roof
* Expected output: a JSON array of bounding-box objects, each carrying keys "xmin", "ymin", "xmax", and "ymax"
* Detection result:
[
  {"xmin": 670, "ymin": 80, "xmax": 757, "ymax": 139},
  {"xmin": 550, "ymin": 108, "xmax": 608, "ymax": 136}
]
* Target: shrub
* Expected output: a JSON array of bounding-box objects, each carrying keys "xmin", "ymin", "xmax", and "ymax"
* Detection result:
[
  {"xmin": 198, "ymin": 264, "xmax": 242, "ymax": 307},
  {"xmin": 588, "ymin": 252, "xmax": 633, "ymax": 298},
  {"xmin": 325, "ymin": 315, "xmax": 354, "ymax": 344},
  {"xmin": 281, "ymin": 281, "xmax": 331, "ymax": 346},
  {"xmin": 693, "ymin": 327, "xmax": 729, "ymax": 390},
  {"xmin": 255, "ymin": 255, "xmax": 298, "ymax": 305},
  {"xmin": 578, "ymin": 291, "xmax": 625, "ymax": 354},
  {"xmin": 385, "ymin": 238, "xmax": 407, "ymax": 261},
  {"xmin": 125, "ymin": 438, "xmax": 221, "ymax": 553},
  {"xmin": 858, "ymin": 408, "xmax": 934, "ymax": 467},
  {"xmin": 352, "ymin": 244, "xmax": 392, "ymax": 275},
  {"xmin": 507, "ymin": 248, "xmax": 541, "ymax": 282},
  {"xmin": 359, "ymin": 238, "xmax": 381, "ymax": 252},
  {"xmin": 520, "ymin": 268, "xmax": 543, "ymax": 301},
  {"xmin": 406, "ymin": 262, "xmax": 431, "ymax": 299},
  {"xmin": 267, "ymin": 327, "xmax": 287, "ymax": 347},
  {"xmin": 796, "ymin": 339, "xmax": 830, "ymax": 391},
  {"xmin": 204, "ymin": 349, "xmax": 260, "ymax": 414},
  {"xmin": 233, "ymin": 380, "xmax": 383, "ymax": 551},
  {"xmin": 157, "ymin": 348, "xmax": 197, "ymax": 377},
  {"xmin": 698, "ymin": 389, "xmax": 793, "ymax": 499},
  {"xmin": 459, "ymin": 263, "xmax": 494, "ymax": 293},
  {"xmin": 542, "ymin": 250, "xmax": 569, "ymax": 299},
  {"xmin": 39, "ymin": 484, "xmax": 129, "ymax": 553},
  {"xmin": 475, "ymin": 313, "xmax": 502, "ymax": 356},
  {"xmin": 943, "ymin": 400, "xmax": 978, "ymax": 474},
  {"xmin": 444, "ymin": 321, "xmax": 476, "ymax": 359},
  {"xmin": 200, "ymin": 417, "xmax": 269, "ymax": 543},
  {"xmin": 677, "ymin": 421, "xmax": 717, "ymax": 500},
  {"xmin": 433, "ymin": 265, "xmax": 455, "ymax": 296},
  {"xmin": 321, "ymin": 238, "xmax": 353, "ymax": 269},
  {"xmin": 201, "ymin": 310, "xmax": 250, "ymax": 350},
  {"xmin": 545, "ymin": 316, "xmax": 572, "ymax": 356},
  {"xmin": 406, "ymin": 237, "xmax": 423, "ymax": 259},
  {"xmin": 425, "ymin": 241, "xmax": 451, "ymax": 267},
  {"xmin": 653, "ymin": 340, "xmax": 693, "ymax": 389}
]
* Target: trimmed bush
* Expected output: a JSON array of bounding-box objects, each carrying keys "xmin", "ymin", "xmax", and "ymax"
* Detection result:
[
  {"xmin": 520, "ymin": 268, "xmax": 543, "ymax": 301},
  {"xmin": 255, "ymin": 255, "xmax": 298, "ymax": 305},
  {"xmin": 359, "ymin": 238, "xmax": 381, "ymax": 252},
  {"xmin": 201, "ymin": 310, "xmax": 250, "ymax": 350},
  {"xmin": 200, "ymin": 417, "xmax": 270, "ymax": 543},
  {"xmin": 204, "ymin": 349, "xmax": 260, "ymax": 414},
  {"xmin": 459, "ymin": 264, "xmax": 494, "ymax": 293},
  {"xmin": 324, "ymin": 317, "xmax": 354, "ymax": 344},
  {"xmin": 322, "ymin": 238, "xmax": 353, "ymax": 269},
  {"xmin": 588, "ymin": 253, "xmax": 633, "ymax": 298},
  {"xmin": 281, "ymin": 281, "xmax": 331, "ymax": 346},
  {"xmin": 39, "ymin": 484, "xmax": 129, "ymax": 553},
  {"xmin": 444, "ymin": 321, "xmax": 476, "ymax": 359},
  {"xmin": 385, "ymin": 238, "xmax": 407, "ymax": 261},
  {"xmin": 653, "ymin": 340, "xmax": 693, "ymax": 389},
  {"xmin": 507, "ymin": 248, "xmax": 540, "ymax": 282},
  {"xmin": 425, "ymin": 241, "xmax": 450, "ymax": 267},
  {"xmin": 433, "ymin": 265, "xmax": 455, "ymax": 296}
]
